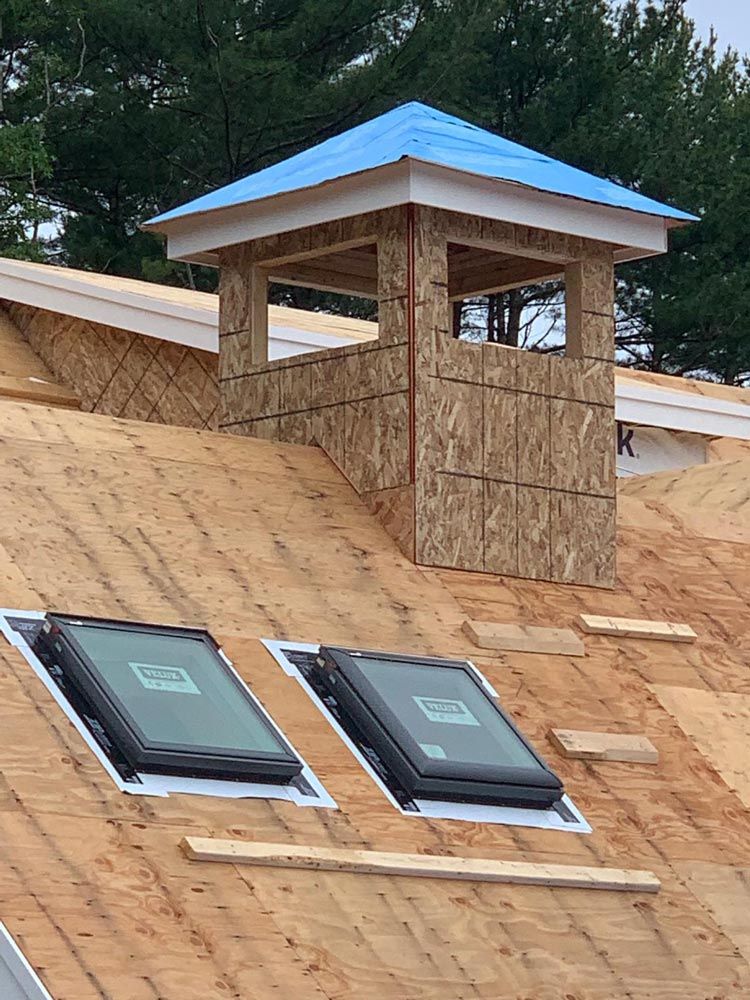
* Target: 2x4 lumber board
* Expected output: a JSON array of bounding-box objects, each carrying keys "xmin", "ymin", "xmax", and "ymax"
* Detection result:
[
  {"xmin": 268, "ymin": 252, "xmax": 377, "ymax": 299},
  {"xmin": 549, "ymin": 729, "xmax": 659, "ymax": 764},
  {"xmin": 577, "ymin": 614, "xmax": 696, "ymax": 643},
  {"xmin": 180, "ymin": 838, "xmax": 660, "ymax": 893},
  {"xmin": 462, "ymin": 619, "xmax": 585, "ymax": 657},
  {"xmin": 448, "ymin": 257, "xmax": 562, "ymax": 301},
  {"xmin": 0, "ymin": 374, "xmax": 79, "ymax": 408}
]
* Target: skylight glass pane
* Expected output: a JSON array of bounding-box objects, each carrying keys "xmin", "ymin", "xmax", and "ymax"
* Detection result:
[
  {"xmin": 355, "ymin": 656, "xmax": 539, "ymax": 769},
  {"xmin": 66, "ymin": 624, "xmax": 284, "ymax": 755}
]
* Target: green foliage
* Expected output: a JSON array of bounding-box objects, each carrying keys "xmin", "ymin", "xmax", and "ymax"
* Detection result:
[{"xmin": 1, "ymin": 0, "xmax": 749, "ymax": 382}]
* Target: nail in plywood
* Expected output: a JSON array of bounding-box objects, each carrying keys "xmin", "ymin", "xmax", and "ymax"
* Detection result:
[
  {"xmin": 548, "ymin": 729, "xmax": 658, "ymax": 764},
  {"xmin": 462, "ymin": 620, "xmax": 584, "ymax": 657},
  {"xmin": 180, "ymin": 838, "xmax": 660, "ymax": 893},
  {"xmin": 577, "ymin": 614, "xmax": 696, "ymax": 642}
]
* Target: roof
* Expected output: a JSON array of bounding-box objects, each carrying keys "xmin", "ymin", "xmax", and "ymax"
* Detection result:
[
  {"xmin": 147, "ymin": 102, "xmax": 696, "ymax": 228},
  {"xmin": 0, "ymin": 397, "xmax": 749, "ymax": 996}
]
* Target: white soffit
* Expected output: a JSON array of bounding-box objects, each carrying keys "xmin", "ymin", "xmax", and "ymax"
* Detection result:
[
  {"xmin": 156, "ymin": 158, "xmax": 671, "ymax": 265},
  {"xmin": 616, "ymin": 378, "xmax": 750, "ymax": 441}
]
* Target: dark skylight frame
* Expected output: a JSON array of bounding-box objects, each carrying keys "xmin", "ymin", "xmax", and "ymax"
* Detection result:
[
  {"xmin": 312, "ymin": 646, "xmax": 563, "ymax": 810},
  {"xmin": 32, "ymin": 614, "xmax": 303, "ymax": 785}
]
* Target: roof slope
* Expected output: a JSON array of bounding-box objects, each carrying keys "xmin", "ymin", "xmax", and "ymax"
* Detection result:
[
  {"xmin": 0, "ymin": 308, "xmax": 79, "ymax": 410},
  {"xmin": 0, "ymin": 398, "xmax": 749, "ymax": 997},
  {"xmin": 147, "ymin": 102, "xmax": 696, "ymax": 227}
]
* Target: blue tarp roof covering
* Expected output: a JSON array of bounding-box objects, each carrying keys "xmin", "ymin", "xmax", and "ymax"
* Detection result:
[{"xmin": 147, "ymin": 102, "xmax": 696, "ymax": 226}]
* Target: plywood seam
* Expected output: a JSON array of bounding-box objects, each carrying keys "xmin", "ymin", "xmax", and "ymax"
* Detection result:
[
  {"xmin": 435, "ymin": 467, "xmax": 615, "ymax": 500},
  {"xmin": 428, "ymin": 375, "xmax": 614, "ymax": 408},
  {"xmin": 220, "ymin": 388, "xmax": 406, "ymax": 424}
]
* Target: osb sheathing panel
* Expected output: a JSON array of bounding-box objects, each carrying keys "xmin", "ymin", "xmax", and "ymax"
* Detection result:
[
  {"xmin": 219, "ymin": 208, "xmax": 411, "ymax": 544},
  {"xmin": 0, "ymin": 399, "xmax": 749, "ymax": 996},
  {"xmin": 0, "ymin": 308, "xmax": 80, "ymax": 409},
  {"xmin": 2, "ymin": 300, "xmax": 218, "ymax": 429},
  {"xmin": 412, "ymin": 207, "xmax": 616, "ymax": 586}
]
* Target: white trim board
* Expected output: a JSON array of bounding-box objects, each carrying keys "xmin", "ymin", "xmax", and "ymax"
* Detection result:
[
  {"xmin": 616, "ymin": 379, "xmax": 750, "ymax": 441},
  {"xmin": 0, "ymin": 609, "xmax": 336, "ymax": 808},
  {"xmin": 0, "ymin": 257, "xmax": 377, "ymax": 358},
  {"xmin": 262, "ymin": 639, "xmax": 591, "ymax": 834},
  {"xmin": 0, "ymin": 922, "xmax": 53, "ymax": 1000},
  {"xmin": 151, "ymin": 158, "xmax": 672, "ymax": 265},
  {"xmin": 0, "ymin": 258, "xmax": 217, "ymax": 353}
]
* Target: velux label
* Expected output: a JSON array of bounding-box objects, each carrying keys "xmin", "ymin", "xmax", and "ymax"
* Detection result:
[
  {"xmin": 412, "ymin": 695, "xmax": 480, "ymax": 726},
  {"xmin": 129, "ymin": 662, "xmax": 201, "ymax": 695}
]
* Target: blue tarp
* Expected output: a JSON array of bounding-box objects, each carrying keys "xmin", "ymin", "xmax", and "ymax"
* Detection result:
[{"xmin": 147, "ymin": 102, "xmax": 696, "ymax": 226}]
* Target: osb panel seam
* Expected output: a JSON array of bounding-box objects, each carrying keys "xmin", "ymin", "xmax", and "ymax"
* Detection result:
[
  {"xmin": 221, "ymin": 389, "xmax": 408, "ymax": 426},
  {"xmin": 218, "ymin": 335, "xmax": 398, "ymax": 382},
  {"xmin": 424, "ymin": 369, "xmax": 614, "ymax": 406}
]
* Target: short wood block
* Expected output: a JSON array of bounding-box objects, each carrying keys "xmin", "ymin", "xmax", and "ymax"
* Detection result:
[
  {"xmin": 549, "ymin": 729, "xmax": 659, "ymax": 764},
  {"xmin": 463, "ymin": 620, "xmax": 584, "ymax": 657},
  {"xmin": 180, "ymin": 838, "xmax": 660, "ymax": 893},
  {"xmin": 577, "ymin": 614, "xmax": 696, "ymax": 642}
]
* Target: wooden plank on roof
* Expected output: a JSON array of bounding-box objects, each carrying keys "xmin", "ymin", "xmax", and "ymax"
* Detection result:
[
  {"xmin": 180, "ymin": 838, "xmax": 661, "ymax": 893},
  {"xmin": 462, "ymin": 619, "xmax": 585, "ymax": 656},
  {"xmin": 577, "ymin": 614, "xmax": 696, "ymax": 642},
  {"xmin": 548, "ymin": 729, "xmax": 659, "ymax": 764},
  {"xmin": 0, "ymin": 374, "xmax": 80, "ymax": 409}
]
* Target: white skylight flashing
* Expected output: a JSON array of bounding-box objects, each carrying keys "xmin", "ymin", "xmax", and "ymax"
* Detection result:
[
  {"xmin": 263, "ymin": 639, "xmax": 591, "ymax": 834},
  {"xmin": 0, "ymin": 609, "xmax": 335, "ymax": 808}
]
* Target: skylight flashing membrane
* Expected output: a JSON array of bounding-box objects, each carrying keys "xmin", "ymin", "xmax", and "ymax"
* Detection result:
[
  {"xmin": 0, "ymin": 610, "xmax": 335, "ymax": 807},
  {"xmin": 264, "ymin": 640, "xmax": 591, "ymax": 833}
]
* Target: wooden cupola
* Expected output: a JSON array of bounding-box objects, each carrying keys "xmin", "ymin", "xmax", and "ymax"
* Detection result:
[{"xmin": 144, "ymin": 103, "xmax": 695, "ymax": 587}]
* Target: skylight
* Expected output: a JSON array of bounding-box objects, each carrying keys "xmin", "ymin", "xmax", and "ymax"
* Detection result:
[
  {"xmin": 312, "ymin": 647, "xmax": 563, "ymax": 809},
  {"xmin": 32, "ymin": 614, "xmax": 303, "ymax": 785}
]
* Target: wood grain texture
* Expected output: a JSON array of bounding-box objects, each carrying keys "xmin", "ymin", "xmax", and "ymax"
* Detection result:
[
  {"xmin": 0, "ymin": 398, "xmax": 747, "ymax": 997},
  {"xmin": 181, "ymin": 838, "xmax": 661, "ymax": 892},
  {"xmin": 463, "ymin": 619, "xmax": 585, "ymax": 656},
  {"xmin": 579, "ymin": 615, "xmax": 697, "ymax": 641},
  {"xmin": 677, "ymin": 862, "xmax": 750, "ymax": 967},
  {"xmin": 548, "ymin": 729, "xmax": 658, "ymax": 763},
  {"xmin": 650, "ymin": 686, "xmax": 750, "ymax": 807}
]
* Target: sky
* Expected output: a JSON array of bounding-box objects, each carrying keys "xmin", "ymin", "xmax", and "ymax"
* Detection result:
[{"xmin": 685, "ymin": 0, "xmax": 750, "ymax": 55}]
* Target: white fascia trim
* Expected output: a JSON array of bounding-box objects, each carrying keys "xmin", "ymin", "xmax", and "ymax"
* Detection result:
[
  {"xmin": 263, "ymin": 639, "xmax": 591, "ymax": 834},
  {"xmin": 0, "ymin": 610, "xmax": 336, "ymax": 808},
  {"xmin": 616, "ymin": 379, "xmax": 750, "ymax": 440},
  {"xmin": 409, "ymin": 159, "xmax": 670, "ymax": 257},
  {"xmin": 159, "ymin": 157, "xmax": 670, "ymax": 264},
  {"xmin": 0, "ymin": 259, "xmax": 218, "ymax": 353},
  {"xmin": 0, "ymin": 922, "xmax": 53, "ymax": 1000},
  {"xmin": 163, "ymin": 159, "xmax": 413, "ymax": 262}
]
